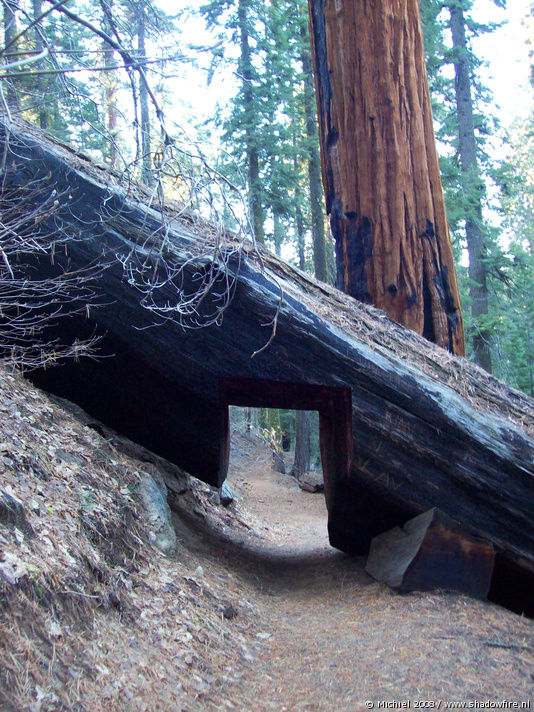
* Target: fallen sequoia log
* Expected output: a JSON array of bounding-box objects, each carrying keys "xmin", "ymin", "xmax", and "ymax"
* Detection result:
[{"xmin": 2, "ymin": 121, "xmax": 534, "ymax": 612}]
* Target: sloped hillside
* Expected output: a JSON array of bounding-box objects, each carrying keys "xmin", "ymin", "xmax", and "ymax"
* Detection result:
[
  {"xmin": 1, "ymin": 367, "xmax": 533, "ymax": 712},
  {"xmin": 0, "ymin": 365, "xmax": 266, "ymax": 712}
]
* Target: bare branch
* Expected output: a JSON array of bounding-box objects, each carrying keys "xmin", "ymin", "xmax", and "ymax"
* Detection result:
[
  {"xmin": 0, "ymin": 0, "xmax": 69, "ymax": 56},
  {"xmin": 0, "ymin": 129, "xmax": 105, "ymax": 370},
  {"xmin": 0, "ymin": 47, "xmax": 47, "ymax": 72},
  {"xmin": 43, "ymin": 0, "xmax": 171, "ymax": 142}
]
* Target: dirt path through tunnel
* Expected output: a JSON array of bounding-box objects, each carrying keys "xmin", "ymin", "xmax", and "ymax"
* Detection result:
[{"xmin": 178, "ymin": 429, "xmax": 534, "ymax": 711}]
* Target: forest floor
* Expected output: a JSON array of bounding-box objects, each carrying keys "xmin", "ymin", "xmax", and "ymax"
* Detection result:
[{"xmin": 0, "ymin": 367, "xmax": 533, "ymax": 712}]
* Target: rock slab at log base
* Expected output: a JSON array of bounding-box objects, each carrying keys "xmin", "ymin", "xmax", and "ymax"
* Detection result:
[{"xmin": 365, "ymin": 508, "xmax": 495, "ymax": 599}]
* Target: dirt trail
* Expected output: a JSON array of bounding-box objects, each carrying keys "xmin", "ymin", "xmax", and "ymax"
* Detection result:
[{"xmin": 177, "ymin": 429, "xmax": 534, "ymax": 711}]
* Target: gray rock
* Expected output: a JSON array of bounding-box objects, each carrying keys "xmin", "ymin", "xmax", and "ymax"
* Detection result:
[
  {"xmin": 272, "ymin": 450, "xmax": 286, "ymax": 474},
  {"xmin": 223, "ymin": 603, "xmax": 238, "ymax": 620},
  {"xmin": 298, "ymin": 472, "xmax": 324, "ymax": 493},
  {"xmin": 138, "ymin": 473, "xmax": 177, "ymax": 555},
  {"xmin": 220, "ymin": 482, "xmax": 234, "ymax": 506}
]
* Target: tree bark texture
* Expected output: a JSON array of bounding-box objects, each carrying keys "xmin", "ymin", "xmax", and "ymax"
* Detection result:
[
  {"xmin": 307, "ymin": 0, "xmax": 465, "ymax": 356},
  {"xmin": 449, "ymin": 4, "xmax": 492, "ymax": 373}
]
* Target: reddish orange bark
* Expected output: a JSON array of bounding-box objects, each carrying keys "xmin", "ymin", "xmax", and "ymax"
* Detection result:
[{"xmin": 308, "ymin": 0, "xmax": 465, "ymax": 355}]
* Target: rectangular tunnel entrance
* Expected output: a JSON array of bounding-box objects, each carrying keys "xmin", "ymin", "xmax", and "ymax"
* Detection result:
[{"xmin": 218, "ymin": 379, "xmax": 352, "ymax": 515}]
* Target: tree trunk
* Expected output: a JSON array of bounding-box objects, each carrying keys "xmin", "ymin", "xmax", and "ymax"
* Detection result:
[
  {"xmin": 32, "ymin": 0, "xmax": 48, "ymax": 130},
  {"xmin": 293, "ymin": 22, "xmax": 328, "ymax": 472},
  {"xmin": 2, "ymin": 0, "xmax": 20, "ymax": 111},
  {"xmin": 292, "ymin": 130, "xmax": 307, "ymax": 270},
  {"xmin": 300, "ymin": 21, "xmax": 328, "ymax": 283},
  {"xmin": 273, "ymin": 211, "xmax": 283, "ymax": 257},
  {"xmin": 3, "ymin": 119, "xmax": 534, "ymax": 610},
  {"xmin": 137, "ymin": 6, "xmax": 153, "ymax": 187},
  {"xmin": 449, "ymin": 4, "xmax": 491, "ymax": 373},
  {"xmin": 307, "ymin": 0, "xmax": 465, "ymax": 356},
  {"xmin": 101, "ymin": 2, "xmax": 119, "ymax": 169},
  {"xmin": 238, "ymin": 0, "xmax": 264, "ymax": 243},
  {"xmin": 291, "ymin": 410, "xmax": 311, "ymax": 478},
  {"xmin": 294, "ymin": 186, "xmax": 307, "ymax": 270}
]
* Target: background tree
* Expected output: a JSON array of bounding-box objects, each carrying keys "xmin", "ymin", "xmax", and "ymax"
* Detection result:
[
  {"xmin": 420, "ymin": 0, "xmax": 507, "ymax": 373},
  {"xmin": 200, "ymin": 0, "xmax": 329, "ymax": 270},
  {"xmin": 202, "ymin": 0, "xmax": 266, "ymax": 243},
  {"xmin": 448, "ymin": 0, "xmax": 496, "ymax": 372}
]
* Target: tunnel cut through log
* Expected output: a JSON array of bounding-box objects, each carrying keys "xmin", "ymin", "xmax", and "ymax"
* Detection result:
[{"xmin": 218, "ymin": 379, "xmax": 352, "ymax": 514}]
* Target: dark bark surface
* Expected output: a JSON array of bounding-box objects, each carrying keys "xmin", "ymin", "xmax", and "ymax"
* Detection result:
[{"xmin": 2, "ymin": 121, "xmax": 533, "ymax": 589}]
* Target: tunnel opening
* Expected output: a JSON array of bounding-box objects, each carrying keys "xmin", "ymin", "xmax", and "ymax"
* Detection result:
[
  {"xmin": 227, "ymin": 406, "xmax": 323, "ymax": 480},
  {"xmin": 224, "ymin": 406, "xmax": 330, "ymax": 550},
  {"xmin": 218, "ymin": 379, "xmax": 353, "ymax": 521}
]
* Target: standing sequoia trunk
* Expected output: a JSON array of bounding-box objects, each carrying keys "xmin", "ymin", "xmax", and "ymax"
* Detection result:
[{"xmin": 307, "ymin": 0, "xmax": 465, "ymax": 355}]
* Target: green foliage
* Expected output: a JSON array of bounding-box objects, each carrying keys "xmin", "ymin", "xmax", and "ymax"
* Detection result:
[
  {"xmin": 1, "ymin": 0, "xmax": 181, "ymax": 170},
  {"xmin": 420, "ymin": 0, "xmax": 507, "ymax": 370},
  {"xmin": 495, "ymin": 114, "xmax": 534, "ymax": 394},
  {"xmin": 420, "ymin": 0, "xmax": 534, "ymax": 392},
  {"xmin": 421, "ymin": 0, "xmax": 504, "ymax": 236},
  {"xmin": 199, "ymin": 0, "xmax": 327, "ymax": 271}
]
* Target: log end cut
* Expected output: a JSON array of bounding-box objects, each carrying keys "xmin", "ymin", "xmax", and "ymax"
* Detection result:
[{"xmin": 365, "ymin": 508, "xmax": 495, "ymax": 599}]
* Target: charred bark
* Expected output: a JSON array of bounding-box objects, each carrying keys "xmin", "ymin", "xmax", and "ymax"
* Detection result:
[{"xmin": 307, "ymin": 0, "xmax": 465, "ymax": 356}]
